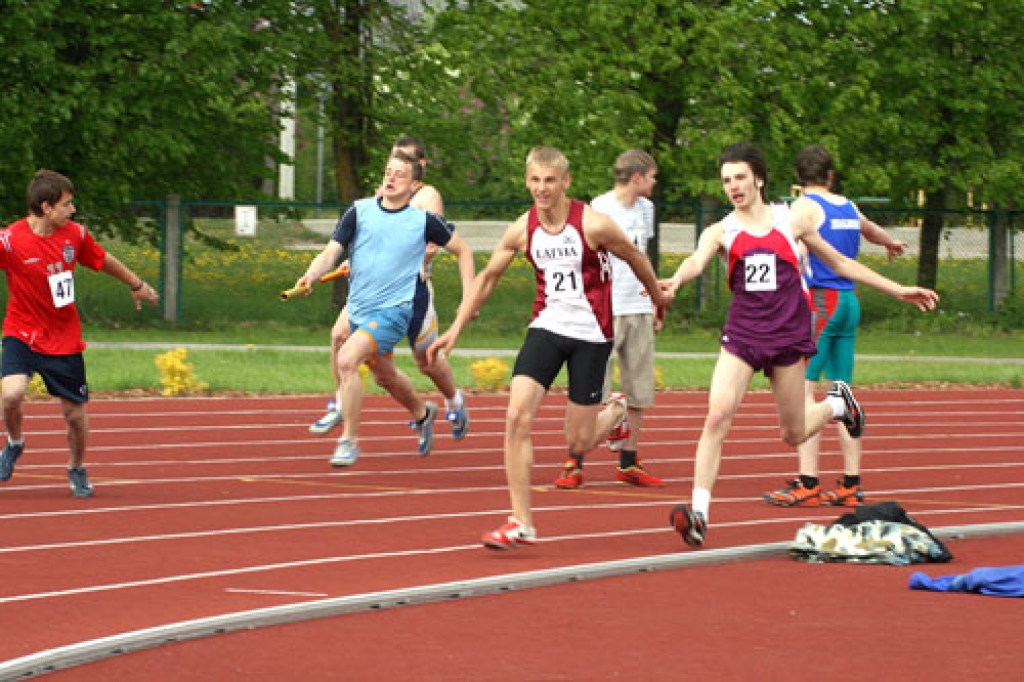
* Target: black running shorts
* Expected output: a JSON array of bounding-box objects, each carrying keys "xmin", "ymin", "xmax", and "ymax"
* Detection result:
[
  {"xmin": 1, "ymin": 337, "xmax": 90, "ymax": 403},
  {"xmin": 512, "ymin": 327, "xmax": 612, "ymax": 405}
]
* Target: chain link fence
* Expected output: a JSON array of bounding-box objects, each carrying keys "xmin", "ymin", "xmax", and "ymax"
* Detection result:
[{"xmin": 67, "ymin": 199, "xmax": 1023, "ymax": 332}]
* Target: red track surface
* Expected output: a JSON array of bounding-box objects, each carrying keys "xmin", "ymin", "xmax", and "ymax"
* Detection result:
[{"xmin": 1, "ymin": 388, "xmax": 1022, "ymax": 679}]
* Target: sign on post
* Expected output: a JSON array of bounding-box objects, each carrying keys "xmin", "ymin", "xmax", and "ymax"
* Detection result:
[{"xmin": 235, "ymin": 205, "xmax": 258, "ymax": 237}]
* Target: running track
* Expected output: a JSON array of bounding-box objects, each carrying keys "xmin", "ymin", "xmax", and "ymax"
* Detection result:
[{"xmin": 0, "ymin": 388, "xmax": 1022, "ymax": 679}]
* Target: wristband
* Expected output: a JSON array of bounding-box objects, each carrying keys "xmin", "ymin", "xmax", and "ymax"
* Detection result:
[{"xmin": 131, "ymin": 280, "xmax": 145, "ymax": 292}]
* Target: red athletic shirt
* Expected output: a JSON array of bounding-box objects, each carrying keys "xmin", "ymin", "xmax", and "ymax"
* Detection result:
[{"xmin": 0, "ymin": 218, "xmax": 107, "ymax": 355}]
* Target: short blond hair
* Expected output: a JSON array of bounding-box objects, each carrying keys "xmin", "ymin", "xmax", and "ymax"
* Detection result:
[{"xmin": 525, "ymin": 146, "xmax": 569, "ymax": 176}]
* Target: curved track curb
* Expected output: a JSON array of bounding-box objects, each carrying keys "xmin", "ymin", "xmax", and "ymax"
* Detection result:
[{"xmin": 2, "ymin": 520, "xmax": 1022, "ymax": 680}]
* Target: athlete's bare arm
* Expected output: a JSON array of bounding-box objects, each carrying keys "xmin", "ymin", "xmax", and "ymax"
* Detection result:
[
  {"xmin": 413, "ymin": 184, "xmax": 445, "ymax": 262},
  {"xmin": 793, "ymin": 201, "xmax": 938, "ymax": 310},
  {"xmin": 856, "ymin": 207, "xmax": 907, "ymax": 261},
  {"xmin": 584, "ymin": 206, "xmax": 669, "ymax": 309},
  {"xmin": 439, "ymin": 231, "xmax": 477, "ymax": 317},
  {"xmin": 663, "ymin": 222, "xmax": 725, "ymax": 296},
  {"xmin": 427, "ymin": 214, "xmax": 527, "ymax": 363}
]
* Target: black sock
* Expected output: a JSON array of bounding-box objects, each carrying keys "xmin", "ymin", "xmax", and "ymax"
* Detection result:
[
  {"xmin": 799, "ymin": 474, "xmax": 819, "ymax": 490},
  {"xmin": 843, "ymin": 475, "xmax": 861, "ymax": 488},
  {"xmin": 568, "ymin": 452, "xmax": 584, "ymax": 468},
  {"xmin": 619, "ymin": 449, "xmax": 638, "ymax": 469}
]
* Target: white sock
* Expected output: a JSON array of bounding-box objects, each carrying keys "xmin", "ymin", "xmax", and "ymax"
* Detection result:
[
  {"xmin": 8, "ymin": 438, "xmax": 24, "ymax": 447},
  {"xmin": 692, "ymin": 487, "xmax": 711, "ymax": 520},
  {"xmin": 445, "ymin": 389, "xmax": 464, "ymax": 413},
  {"xmin": 827, "ymin": 395, "xmax": 845, "ymax": 418}
]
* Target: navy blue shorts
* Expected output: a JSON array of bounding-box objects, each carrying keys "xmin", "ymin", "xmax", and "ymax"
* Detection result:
[{"xmin": 1, "ymin": 337, "xmax": 90, "ymax": 403}]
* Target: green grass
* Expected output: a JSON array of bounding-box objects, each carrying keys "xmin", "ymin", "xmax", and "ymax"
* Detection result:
[
  {"xmin": 11, "ymin": 215, "xmax": 1020, "ymax": 395},
  {"xmin": 80, "ymin": 326, "xmax": 1024, "ymax": 396}
]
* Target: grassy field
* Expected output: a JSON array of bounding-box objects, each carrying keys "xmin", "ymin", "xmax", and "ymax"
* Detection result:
[{"xmin": 80, "ymin": 326, "xmax": 1023, "ymax": 397}]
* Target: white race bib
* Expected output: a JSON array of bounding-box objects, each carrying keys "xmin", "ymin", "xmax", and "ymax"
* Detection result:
[
  {"xmin": 544, "ymin": 264, "xmax": 581, "ymax": 301},
  {"xmin": 744, "ymin": 253, "xmax": 777, "ymax": 292},
  {"xmin": 48, "ymin": 270, "xmax": 75, "ymax": 308}
]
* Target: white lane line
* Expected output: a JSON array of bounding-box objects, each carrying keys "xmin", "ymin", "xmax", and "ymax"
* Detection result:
[
  {"xmin": 224, "ymin": 588, "xmax": 328, "ymax": 597},
  {"xmin": 4, "ymin": 511, "xmax": 1023, "ymax": 607}
]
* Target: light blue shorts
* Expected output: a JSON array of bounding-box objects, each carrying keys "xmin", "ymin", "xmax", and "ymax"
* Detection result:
[{"xmin": 349, "ymin": 302, "xmax": 413, "ymax": 357}]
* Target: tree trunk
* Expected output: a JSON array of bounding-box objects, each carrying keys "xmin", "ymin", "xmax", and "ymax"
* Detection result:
[
  {"xmin": 991, "ymin": 208, "xmax": 1010, "ymax": 309},
  {"xmin": 332, "ymin": 131, "xmax": 362, "ymax": 206},
  {"xmin": 917, "ymin": 188, "xmax": 947, "ymax": 291},
  {"xmin": 322, "ymin": 0, "xmax": 373, "ymax": 206}
]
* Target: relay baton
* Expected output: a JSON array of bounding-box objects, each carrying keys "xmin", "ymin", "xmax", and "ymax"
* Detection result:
[
  {"xmin": 279, "ymin": 284, "xmax": 310, "ymax": 301},
  {"xmin": 281, "ymin": 262, "xmax": 349, "ymax": 300},
  {"xmin": 319, "ymin": 262, "xmax": 350, "ymax": 283}
]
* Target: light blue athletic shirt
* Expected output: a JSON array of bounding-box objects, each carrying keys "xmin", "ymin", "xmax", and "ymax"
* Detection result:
[
  {"xmin": 804, "ymin": 193, "xmax": 861, "ymax": 291},
  {"xmin": 331, "ymin": 197, "xmax": 453, "ymax": 320}
]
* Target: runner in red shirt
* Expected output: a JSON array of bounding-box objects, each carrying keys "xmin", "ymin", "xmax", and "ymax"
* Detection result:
[{"xmin": 0, "ymin": 170, "xmax": 159, "ymax": 497}]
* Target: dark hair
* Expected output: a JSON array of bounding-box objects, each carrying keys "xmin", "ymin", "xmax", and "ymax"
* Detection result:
[
  {"xmin": 393, "ymin": 135, "xmax": 426, "ymax": 162},
  {"xmin": 27, "ymin": 169, "xmax": 74, "ymax": 216},
  {"xmin": 795, "ymin": 144, "xmax": 834, "ymax": 187},
  {"xmin": 719, "ymin": 142, "xmax": 768, "ymax": 202},
  {"xmin": 390, "ymin": 150, "xmax": 424, "ymax": 182}
]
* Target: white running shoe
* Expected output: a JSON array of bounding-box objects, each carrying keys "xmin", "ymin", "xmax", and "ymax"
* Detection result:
[
  {"xmin": 330, "ymin": 438, "xmax": 360, "ymax": 467},
  {"xmin": 310, "ymin": 401, "xmax": 343, "ymax": 434}
]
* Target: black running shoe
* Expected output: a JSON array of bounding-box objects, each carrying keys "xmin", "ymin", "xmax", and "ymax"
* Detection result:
[{"xmin": 829, "ymin": 380, "xmax": 865, "ymax": 438}]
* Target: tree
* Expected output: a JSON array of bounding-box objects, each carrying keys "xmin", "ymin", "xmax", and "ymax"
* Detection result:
[
  {"xmin": 281, "ymin": 0, "xmax": 430, "ymax": 205},
  {"xmin": 864, "ymin": 0, "xmax": 1024, "ymax": 290},
  {"xmin": 0, "ymin": 1, "xmax": 298, "ymax": 241},
  {"xmin": 417, "ymin": 1, "xmax": 716, "ymax": 204}
]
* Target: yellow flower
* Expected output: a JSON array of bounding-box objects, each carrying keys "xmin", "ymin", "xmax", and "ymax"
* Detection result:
[
  {"xmin": 470, "ymin": 357, "xmax": 509, "ymax": 392},
  {"xmin": 27, "ymin": 374, "xmax": 47, "ymax": 395},
  {"xmin": 155, "ymin": 348, "xmax": 208, "ymax": 396}
]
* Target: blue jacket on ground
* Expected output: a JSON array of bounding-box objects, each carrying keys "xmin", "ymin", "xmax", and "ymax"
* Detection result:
[{"xmin": 909, "ymin": 565, "xmax": 1024, "ymax": 597}]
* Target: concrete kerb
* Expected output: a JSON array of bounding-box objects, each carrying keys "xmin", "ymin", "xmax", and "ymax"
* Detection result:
[
  {"xmin": 86, "ymin": 342, "xmax": 1024, "ymax": 365},
  {"xmin": 2, "ymin": 520, "xmax": 1022, "ymax": 680}
]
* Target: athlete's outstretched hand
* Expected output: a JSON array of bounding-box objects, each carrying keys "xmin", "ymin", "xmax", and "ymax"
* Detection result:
[{"xmin": 899, "ymin": 287, "xmax": 940, "ymax": 312}]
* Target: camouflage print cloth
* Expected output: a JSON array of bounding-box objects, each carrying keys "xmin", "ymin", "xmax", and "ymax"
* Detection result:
[{"xmin": 789, "ymin": 520, "xmax": 950, "ymax": 566}]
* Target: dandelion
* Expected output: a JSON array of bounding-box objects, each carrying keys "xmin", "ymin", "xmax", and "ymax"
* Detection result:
[
  {"xmin": 470, "ymin": 357, "xmax": 509, "ymax": 392},
  {"xmin": 155, "ymin": 348, "xmax": 208, "ymax": 396},
  {"xmin": 27, "ymin": 374, "xmax": 47, "ymax": 396}
]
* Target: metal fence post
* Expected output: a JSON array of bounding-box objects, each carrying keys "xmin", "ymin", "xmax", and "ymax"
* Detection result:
[
  {"xmin": 162, "ymin": 195, "xmax": 182, "ymax": 323},
  {"xmin": 694, "ymin": 200, "xmax": 703, "ymax": 312}
]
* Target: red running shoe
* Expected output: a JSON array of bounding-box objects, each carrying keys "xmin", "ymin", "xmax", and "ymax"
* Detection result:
[
  {"xmin": 482, "ymin": 516, "xmax": 537, "ymax": 550},
  {"xmin": 669, "ymin": 503, "xmax": 707, "ymax": 547},
  {"xmin": 554, "ymin": 460, "xmax": 584, "ymax": 489},
  {"xmin": 616, "ymin": 461, "xmax": 665, "ymax": 487}
]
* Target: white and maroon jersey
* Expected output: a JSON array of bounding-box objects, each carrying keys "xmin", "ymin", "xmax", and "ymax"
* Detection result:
[
  {"xmin": 525, "ymin": 199, "xmax": 613, "ymax": 342},
  {"xmin": 721, "ymin": 203, "xmax": 814, "ymax": 350}
]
